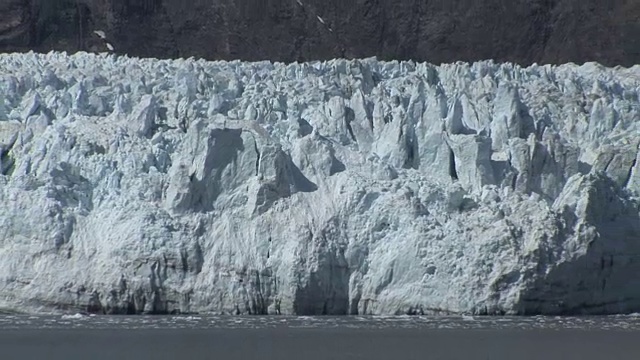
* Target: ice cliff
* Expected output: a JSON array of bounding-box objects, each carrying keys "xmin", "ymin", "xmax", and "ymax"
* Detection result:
[{"xmin": 0, "ymin": 52, "xmax": 639, "ymax": 315}]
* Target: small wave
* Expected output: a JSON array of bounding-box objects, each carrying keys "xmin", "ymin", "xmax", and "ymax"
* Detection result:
[{"xmin": 61, "ymin": 313, "xmax": 87, "ymax": 320}]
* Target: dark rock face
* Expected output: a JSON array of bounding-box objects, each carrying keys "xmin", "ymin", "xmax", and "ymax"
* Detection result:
[{"xmin": 1, "ymin": 0, "xmax": 638, "ymax": 66}]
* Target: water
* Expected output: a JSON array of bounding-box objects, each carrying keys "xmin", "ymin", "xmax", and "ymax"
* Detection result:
[{"xmin": 1, "ymin": 315, "xmax": 640, "ymax": 359}]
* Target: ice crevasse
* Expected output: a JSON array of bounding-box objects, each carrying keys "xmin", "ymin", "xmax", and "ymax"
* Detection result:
[{"xmin": 0, "ymin": 52, "xmax": 639, "ymax": 315}]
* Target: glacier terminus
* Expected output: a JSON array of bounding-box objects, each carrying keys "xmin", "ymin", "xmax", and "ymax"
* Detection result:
[{"xmin": 0, "ymin": 52, "xmax": 639, "ymax": 316}]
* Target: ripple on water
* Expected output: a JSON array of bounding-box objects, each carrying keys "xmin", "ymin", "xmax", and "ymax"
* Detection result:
[{"xmin": 0, "ymin": 315, "xmax": 640, "ymax": 331}]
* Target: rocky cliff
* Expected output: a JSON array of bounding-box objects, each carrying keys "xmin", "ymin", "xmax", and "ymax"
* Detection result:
[
  {"xmin": 1, "ymin": 0, "xmax": 639, "ymax": 66},
  {"xmin": 0, "ymin": 52, "xmax": 639, "ymax": 315}
]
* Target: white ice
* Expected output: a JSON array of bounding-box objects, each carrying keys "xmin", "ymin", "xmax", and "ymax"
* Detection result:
[{"xmin": 0, "ymin": 52, "xmax": 639, "ymax": 315}]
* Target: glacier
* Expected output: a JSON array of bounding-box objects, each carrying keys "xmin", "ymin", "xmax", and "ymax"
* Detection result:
[{"xmin": 0, "ymin": 52, "xmax": 639, "ymax": 315}]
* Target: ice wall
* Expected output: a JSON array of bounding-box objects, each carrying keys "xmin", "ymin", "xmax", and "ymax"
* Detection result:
[{"xmin": 0, "ymin": 52, "xmax": 639, "ymax": 315}]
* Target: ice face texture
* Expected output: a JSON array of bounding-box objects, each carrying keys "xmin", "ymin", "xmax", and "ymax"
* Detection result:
[{"xmin": 0, "ymin": 52, "xmax": 639, "ymax": 315}]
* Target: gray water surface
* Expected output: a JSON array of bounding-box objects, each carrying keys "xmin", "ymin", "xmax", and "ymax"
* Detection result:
[{"xmin": 1, "ymin": 315, "xmax": 640, "ymax": 360}]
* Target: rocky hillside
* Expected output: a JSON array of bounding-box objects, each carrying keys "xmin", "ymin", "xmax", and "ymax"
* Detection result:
[{"xmin": 1, "ymin": 0, "xmax": 639, "ymax": 66}]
